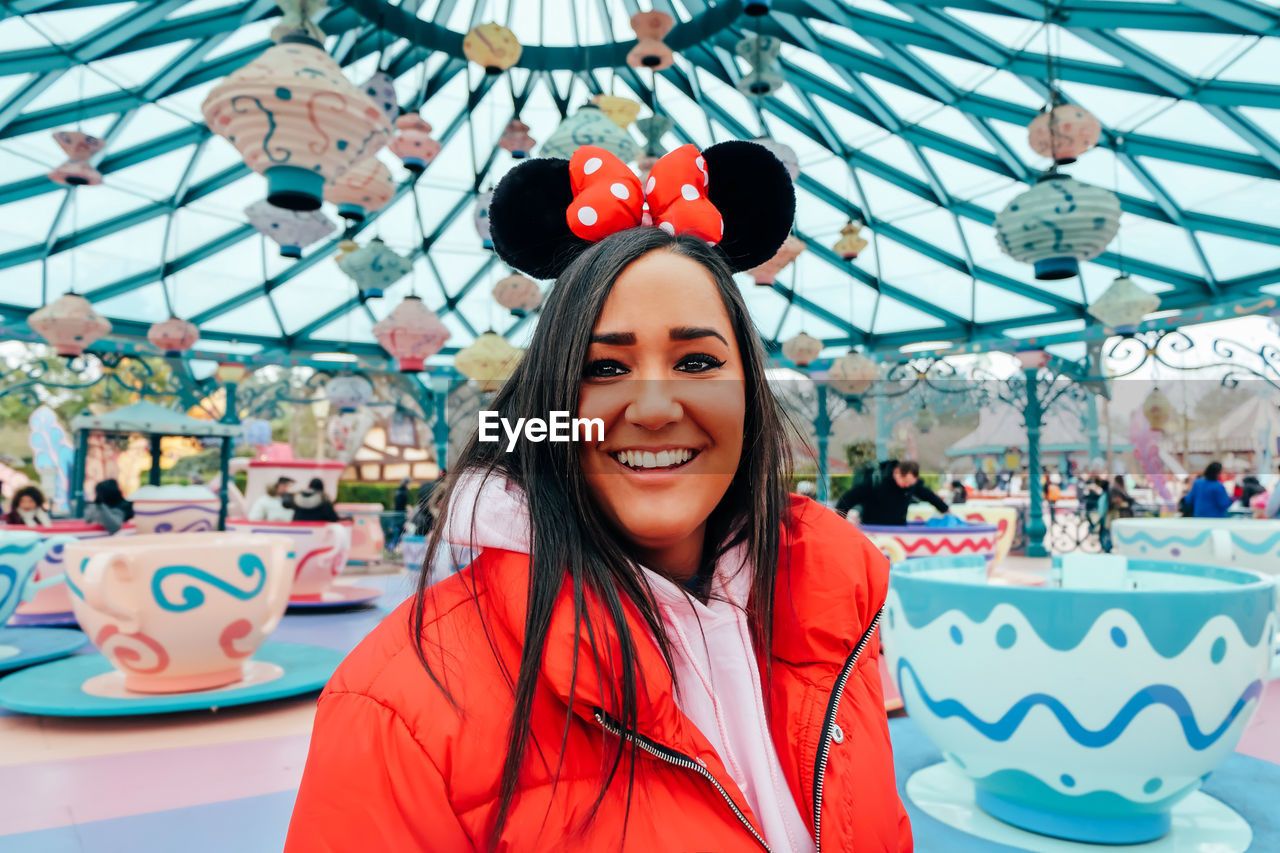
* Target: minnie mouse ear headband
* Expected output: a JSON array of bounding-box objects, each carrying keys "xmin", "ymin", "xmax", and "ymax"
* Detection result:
[{"xmin": 488, "ymin": 140, "xmax": 796, "ymax": 279}]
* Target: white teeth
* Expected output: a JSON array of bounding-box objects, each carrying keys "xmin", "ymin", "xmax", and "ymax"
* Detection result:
[{"xmin": 612, "ymin": 449, "xmax": 695, "ymax": 469}]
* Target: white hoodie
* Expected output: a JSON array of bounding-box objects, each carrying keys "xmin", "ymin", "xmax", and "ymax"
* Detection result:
[{"xmin": 441, "ymin": 469, "xmax": 817, "ymax": 853}]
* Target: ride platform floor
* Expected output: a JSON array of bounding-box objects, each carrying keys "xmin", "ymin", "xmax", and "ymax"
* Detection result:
[{"xmin": 1, "ymin": 571, "xmax": 1276, "ymax": 852}]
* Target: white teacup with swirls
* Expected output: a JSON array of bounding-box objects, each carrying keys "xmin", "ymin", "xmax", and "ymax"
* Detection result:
[
  {"xmin": 129, "ymin": 484, "xmax": 221, "ymax": 535},
  {"xmin": 64, "ymin": 532, "xmax": 292, "ymax": 693}
]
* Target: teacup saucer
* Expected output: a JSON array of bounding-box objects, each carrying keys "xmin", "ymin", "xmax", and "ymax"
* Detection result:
[
  {"xmin": 0, "ymin": 642, "xmax": 343, "ymax": 717},
  {"xmin": 7, "ymin": 609, "xmax": 78, "ymax": 628},
  {"xmin": 0, "ymin": 627, "xmax": 87, "ymax": 673},
  {"xmin": 288, "ymin": 584, "xmax": 382, "ymax": 610}
]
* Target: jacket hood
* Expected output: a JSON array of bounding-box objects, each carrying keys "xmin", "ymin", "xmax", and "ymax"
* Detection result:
[
  {"xmin": 441, "ymin": 468, "xmax": 533, "ymax": 554},
  {"xmin": 293, "ymin": 490, "xmax": 323, "ymax": 509}
]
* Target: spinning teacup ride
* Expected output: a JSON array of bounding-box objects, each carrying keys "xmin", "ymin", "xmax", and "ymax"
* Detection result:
[
  {"xmin": 0, "ymin": 531, "xmax": 342, "ymax": 716},
  {"xmin": 883, "ymin": 553, "xmax": 1277, "ymax": 850},
  {"xmin": 226, "ymin": 518, "xmax": 378, "ymax": 608},
  {"xmin": 6, "ymin": 519, "xmax": 135, "ymax": 627},
  {"xmin": 0, "ymin": 529, "xmax": 87, "ymax": 673}
]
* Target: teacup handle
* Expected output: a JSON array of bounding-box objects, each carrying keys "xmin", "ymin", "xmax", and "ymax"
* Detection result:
[
  {"xmin": 18, "ymin": 534, "xmax": 79, "ymax": 602},
  {"xmin": 80, "ymin": 551, "xmax": 142, "ymax": 634},
  {"xmin": 259, "ymin": 537, "xmax": 291, "ymax": 636},
  {"xmin": 1210, "ymin": 529, "xmax": 1233, "ymax": 564}
]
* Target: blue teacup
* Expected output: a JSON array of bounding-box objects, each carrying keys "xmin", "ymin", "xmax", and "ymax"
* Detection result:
[{"xmin": 0, "ymin": 530, "xmax": 78, "ymax": 625}]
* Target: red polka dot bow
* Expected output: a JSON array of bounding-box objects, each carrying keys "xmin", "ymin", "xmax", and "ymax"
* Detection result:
[{"xmin": 566, "ymin": 144, "xmax": 724, "ymax": 245}]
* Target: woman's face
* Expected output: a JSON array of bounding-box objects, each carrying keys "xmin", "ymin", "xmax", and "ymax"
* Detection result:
[
  {"xmin": 17, "ymin": 495, "xmax": 36, "ymax": 513},
  {"xmin": 577, "ymin": 249, "xmax": 746, "ymax": 572}
]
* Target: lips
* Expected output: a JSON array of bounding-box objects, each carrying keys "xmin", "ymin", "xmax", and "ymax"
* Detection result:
[{"xmin": 609, "ymin": 448, "xmax": 699, "ymax": 471}]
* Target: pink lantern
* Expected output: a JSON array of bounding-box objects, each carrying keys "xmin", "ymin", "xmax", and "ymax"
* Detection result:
[
  {"xmin": 48, "ymin": 131, "xmax": 104, "ymax": 187},
  {"xmin": 323, "ymin": 156, "xmax": 395, "ymax": 222},
  {"xmin": 28, "ymin": 293, "xmax": 112, "ymax": 357},
  {"xmin": 1015, "ymin": 349, "xmax": 1049, "ymax": 370},
  {"xmin": 202, "ymin": 35, "xmax": 392, "ymax": 211},
  {"xmin": 373, "ymin": 295, "xmax": 451, "ymax": 372},
  {"xmin": 628, "ymin": 11, "xmax": 675, "ymax": 70},
  {"xmin": 1028, "ymin": 104, "xmax": 1101, "ymax": 165},
  {"xmin": 498, "ymin": 119, "xmax": 536, "ymax": 159},
  {"xmin": 746, "ymin": 234, "xmax": 805, "ymax": 285},
  {"xmin": 147, "ymin": 317, "xmax": 199, "ymax": 355},
  {"xmin": 492, "ymin": 273, "xmax": 542, "ymax": 315},
  {"xmin": 389, "ymin": 114, "xmax": 441, "ymax": 173}
]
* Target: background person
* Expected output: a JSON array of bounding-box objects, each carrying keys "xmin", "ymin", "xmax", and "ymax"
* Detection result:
[
  {"xmin": 836, "ymin": 459, "xmax": 948, "ymax": 526},
  {"xmin": 83, "ymin": 478, "xmax": 133, "ymax": 534},
  {"xmin": 292, "ymin": 477, "xmax": 340, "ymax": 522},
  {"xmin": 1186, "ymin": 461, "xmax": 1233, "ymax": 518},
  {"xmin": 248, "ymin": 476, "xmax": 295, "ymax": 521},
  {"xmin": 3, "ymin": 485, "xmax": 51, "ymax": 527}
]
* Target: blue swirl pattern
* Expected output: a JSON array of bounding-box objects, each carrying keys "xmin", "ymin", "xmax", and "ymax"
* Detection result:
[
  {"xmin": 897, "ymin": 657, "xmax": 1263, "ymax": 751},
  {"xmin": 151, "ymin": 554, "xmax": 266, "ymax": 612}
]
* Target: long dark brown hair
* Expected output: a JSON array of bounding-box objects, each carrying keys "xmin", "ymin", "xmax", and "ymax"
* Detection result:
[{"xmin": 411, "ymin": 227, "xmax": 793, "ymax": 844}]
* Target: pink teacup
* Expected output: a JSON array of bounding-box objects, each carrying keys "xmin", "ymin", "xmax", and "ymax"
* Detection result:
[
  {"xmin": 226, "ymin": 520, "xmax": 351, "ymax": 596},
  {"xmin": 129, "ymin": 485, "xmax": 221, "ymax": 535},
  {"xmin": 16, "ymin": 521, "xmax": 135, "ymax": 615},
  {"xmin": 64, "ymin": 532, "xmax": 292, "ymax": 693}
]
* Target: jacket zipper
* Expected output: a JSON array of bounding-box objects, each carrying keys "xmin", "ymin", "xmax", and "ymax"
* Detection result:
[
  {"xmin": 592, "ymin": 709, "xmax": 772, "ymax": 852},
  {"xmin": 812, "ymin": 608, "xmax": 883, "ymax": 852}
]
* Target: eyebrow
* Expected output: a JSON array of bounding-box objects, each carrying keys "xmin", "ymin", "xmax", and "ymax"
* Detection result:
[{"xmin": 589, "ymin": 327, "xmax": 729, "ymax": 346}]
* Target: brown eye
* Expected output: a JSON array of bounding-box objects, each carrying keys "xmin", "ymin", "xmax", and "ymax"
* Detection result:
[
  {"xmin": 675, "ymin": 353, "xmax": 725, "ymax": 373},
  {"xmin": 585, "ymin": 358, "xmax": 629, "ymax": 379}
]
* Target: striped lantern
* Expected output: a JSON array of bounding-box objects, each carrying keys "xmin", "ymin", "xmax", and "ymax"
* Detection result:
[
  {"xmin": 389, "ymin": 114, "xmax": 441, "ymax": 173},
  {"xmin": 245, "ymin": 199, "xmax": 335, "ymax": 258},
  {"xmin": 324, "ymin": 156, "xmax": 395, "ymax": 222},
  {"xmin": 373, "ymin": 296, "xmax": 450, "ymax": 373},
  {"xmin": 202, "ymin": 31, "xmax": 391, "ymax": 211},
  {"xmin": 492, "ymin": 274, "xmax": 542, "ymax": 316},
  {"xmin": 995, "ymin": 174, "xmax": 1120, "ymax": 280}
]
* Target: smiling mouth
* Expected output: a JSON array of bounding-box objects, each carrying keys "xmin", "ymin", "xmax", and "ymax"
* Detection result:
[{"xmin": 610, "ymin": 448, "xmax": 700, "ymax": 471}]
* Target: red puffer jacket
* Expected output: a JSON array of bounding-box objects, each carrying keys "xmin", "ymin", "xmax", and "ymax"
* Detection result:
[{"xmin": 286, "ymin": 496, "xmax": 912, "ymax": 851}]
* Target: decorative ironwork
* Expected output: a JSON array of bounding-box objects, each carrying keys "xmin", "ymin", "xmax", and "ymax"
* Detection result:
[
  {"xmin": 1104, "ymin": 329, "xmax": 1280, "ymax": 392},
  {"xmin": 0, "ymin": 354, "xmax": 185, "ymax": 406}
]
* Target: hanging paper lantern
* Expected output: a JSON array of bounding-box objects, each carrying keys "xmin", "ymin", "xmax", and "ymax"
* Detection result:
[
  {"xmin": 781, "ymin": 332, "xmax": 822, "ymax": 367},
  {"xmin": 242, "ymin": 418, "xmax": 273, "ymax": 448},
  {"xmin": 540, "ymin": 103, "xmax": 639, "ymax": 162},
  {"xmin": 995, "ymin": 174, "xmax": 1120, "ymax": 280},
  {"xmin": 361, "ymin": 71, "xmax": 399, "ymax": 126},
  {"xmin": 591, "ymin": 94, "xmax": 641, "ymax": 130},
  {"xmin": 735, "ymin": 35, "xmax": 785, "ymax": 97},
  {"xmin": 463, "ymin": 23, "xmax": 522, "ymax": 74},
  {"xmin": 373, "ymin": 295, "xmax": 450, "ymax": 372},
  {"xmin": 746, "ymin": 234, "xmax": 805, "ymax": 285},
  {"xmin": 48, "ymin": 131, "xmax": 104, "ymax": 186},
  {"xmin": 335, "ymin": 238, "xmax": 411, "ymax": 297},
  {"xmin": 1087, "ymin": 275, "xmax": 1159, "ymax": 336},
  {"xmin": 147, "ymin": 317, "xmax": 199, "ymax": 355},
  {"xmin": 324, "ymin": 156, "xmax": 395, "ymax": 222},
  {"xmin": 245, "ymin": 199, "xmax": 335, "ymax": 258},
  {"xmin": 1028, "ymin": 103, "xmax": 1101, "ymax": 165},
  {"xmin": 751, "ymin": 136, "xmax": 799, "ymax": 181},
  {"xmin": 202, "ymin": 29, "xmax": 392, "ymax": 211},
  {"xmin": 324, "ymin": 374, "xmax": 374, "ymax": 412},
  {"xmin": 475, "ymin": 189, "xmax": 494, "ymax": 250},
  {"xmin": 455, "ymin": 331, "xmax": 522, "ymax": 393},
  {"xmin": 28, "ymin": 293, "xmax": 112, "ymax": 358},
  {"xmin": 492, "ymin": 274, "xmax": 542, "ymax": 316},
  {"xmin": 833, "ymin": 220, "xmax": 868, "ymax": 260},
  {"xmin": 914, "ymin": 407, "xmax": 938, "ymax": 435},
  {"xmin": 389, "ymin": 114, "xmax": 441, "ymax": 173},
  {"xmin": 1143, "ymin": 388, "xmax": 1174, "ymax": 432},
  {"xmin": 498, "ymin": 119, "xmax": 536, "ymax": 159},
  {"xmin": 826, "ymin": 351, "xmax": 878, "ymax": 396},
  {"xmin": 627, "ymin": 11, "xmax": 675, "ymax": 70},
  {"xmin": 1014, "ymin": 349, "xmax": 1049, "ymax": 370}
]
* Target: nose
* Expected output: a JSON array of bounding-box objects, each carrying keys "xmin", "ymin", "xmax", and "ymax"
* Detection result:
[{"xmin": 624, "ymin": 379, "xmax": 683, "ymax": 430}]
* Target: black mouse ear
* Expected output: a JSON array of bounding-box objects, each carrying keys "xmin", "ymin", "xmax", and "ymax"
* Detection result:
[
  {"xmin": 488, "ymin": 157, "xmax": 592, "ymax": 280},
  {"xmin": 703, "ymin": 140, "xmax": 796, "ymax": 273}
]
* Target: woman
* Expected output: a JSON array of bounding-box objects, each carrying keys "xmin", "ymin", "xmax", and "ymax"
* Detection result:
[
  {"xmin": 3, "ymin": 485, "xmax": 51, "ymax": 526},
  {"xmin": 1187, "ymin": 461, "xmax": 1232, "ymax": 518},
  {"xmin": 83, "ymin": 478, "xmax": 133, "ymax": 534},
  {"xmin": 291, "ymin": 477, "xmax": 340, "ymax": 522},
  {"xmin": 288, "ymin": 143, "xmax": 910, "ymax": 851}
]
